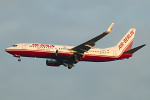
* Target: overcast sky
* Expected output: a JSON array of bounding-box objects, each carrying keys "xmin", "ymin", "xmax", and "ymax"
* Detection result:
[{"xmin": 0, "ymin": 0, "xmax": 150, "ymax": 100}]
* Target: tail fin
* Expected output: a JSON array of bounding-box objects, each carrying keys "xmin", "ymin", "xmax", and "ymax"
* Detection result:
[{"xmin": 116, "ymin": 28, "xmax": 136, "ymax": 52}]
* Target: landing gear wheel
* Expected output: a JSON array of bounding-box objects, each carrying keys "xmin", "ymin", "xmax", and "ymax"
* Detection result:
[
  {"xmin": 68, "ymin": 64, "xmax": 72, "ymax": 69},
  {"xmin": 18, "ymin": 58, "xmax": 21, "ymax": 62}
]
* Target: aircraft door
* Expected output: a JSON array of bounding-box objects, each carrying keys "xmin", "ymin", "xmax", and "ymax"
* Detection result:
[
  {"xmin": 113, "ymin": 50, "xmax": 117, "ymax": 58},
  {"xmin": 22, "ymin": 44, "xmax": 26, "ymax": 50}
]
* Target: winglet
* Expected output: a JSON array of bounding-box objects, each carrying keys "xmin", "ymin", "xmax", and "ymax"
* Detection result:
[{"xmin": 105, "ymin": 23, "xmax": 114, "ymax": 33}]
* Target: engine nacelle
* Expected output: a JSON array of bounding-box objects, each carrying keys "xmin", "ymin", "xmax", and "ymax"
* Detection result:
[{"xmin": 46, "ymin": 60, "xmax": 60, "ymax": 67}]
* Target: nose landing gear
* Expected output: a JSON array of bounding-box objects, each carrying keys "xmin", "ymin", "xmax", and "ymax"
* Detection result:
[
  {"xmin": 18, "ymin": 58, "xmax": 21, "ymax": 62},
  {"xmin": 13, "ymin": 54, "xmax": 21, "ymax": 62}
]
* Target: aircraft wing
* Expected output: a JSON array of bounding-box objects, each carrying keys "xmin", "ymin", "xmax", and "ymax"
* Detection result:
[{"xmin": 70, "ymin": 23, "xmax": 114, "ymax": 57}]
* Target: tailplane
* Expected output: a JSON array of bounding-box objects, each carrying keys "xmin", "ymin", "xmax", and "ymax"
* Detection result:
[{"xmin": 123, "ymin": 44, "xmax": 146, "ymax": 54}]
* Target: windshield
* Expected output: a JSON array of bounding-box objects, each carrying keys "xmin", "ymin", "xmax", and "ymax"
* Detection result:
[{"xmin": 11, "ymin": 45, "xmax": 17, "ymax": 47}]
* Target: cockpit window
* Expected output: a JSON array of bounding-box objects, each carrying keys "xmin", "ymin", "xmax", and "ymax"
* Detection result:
[{"xmin": 12, "ymin": 45, "xmax": 17, "ymax": 47}]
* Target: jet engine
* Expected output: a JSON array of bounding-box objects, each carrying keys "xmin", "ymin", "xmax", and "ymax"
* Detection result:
[{"xmin": 46, "ymin": 60, "xmax": 61, "ymax": 67}]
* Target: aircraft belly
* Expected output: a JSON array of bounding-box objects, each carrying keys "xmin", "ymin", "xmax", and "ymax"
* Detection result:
[
  {"xmin": 82, "ymin": 54, "xmax": 115, "ymax": 62},
  {"xmin": 11, "ymin": 49, "xmax": 71, "ymax": 59}
]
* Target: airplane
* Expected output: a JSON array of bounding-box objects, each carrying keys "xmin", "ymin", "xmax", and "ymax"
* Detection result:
[{"xmin": 5, "ymin": 23, "xmax": 146, "ymax": 69}]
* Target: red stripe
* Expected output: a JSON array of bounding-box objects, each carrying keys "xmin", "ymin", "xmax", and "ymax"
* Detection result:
[{"xmin": 118, "ymin": 38, "xmax": 134, "ymax": 57}]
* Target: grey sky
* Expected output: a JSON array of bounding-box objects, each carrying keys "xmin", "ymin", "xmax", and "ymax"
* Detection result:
[{"xmin": 0, "ymin": 0, "xmax": 150, "ymax": 100}]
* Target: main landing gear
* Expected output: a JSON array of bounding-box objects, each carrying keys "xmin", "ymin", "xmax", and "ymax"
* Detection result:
[
  {"xmin": 63, "ymin": 62, "xmax": 74, "ymax": 69},
  {"xmin": 66, "ymin": 58, "xmax": 78, "ymax": 69},
  {"xmin": 68, "ymin": 64, "xmax": 73, "ymax": 69}
]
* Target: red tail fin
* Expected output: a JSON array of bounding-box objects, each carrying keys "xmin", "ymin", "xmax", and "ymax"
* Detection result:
[{"xmin": 116, "ymin": 28, "xmax": 136, "ymax": 52}]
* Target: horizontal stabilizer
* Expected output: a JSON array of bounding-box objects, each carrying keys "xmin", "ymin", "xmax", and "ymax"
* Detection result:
[{"xmin": 123, "ymin": 44, "xmax": 146, "ymax": 54}]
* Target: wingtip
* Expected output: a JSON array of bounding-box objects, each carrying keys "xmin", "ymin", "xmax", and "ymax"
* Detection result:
[
  {"xmin": 143, "ymin": 44, "xmax": 146, "ymax": 46},
  {"xmin": 105, "ymin": 23, "xmax": 114, "ymax": 33}
]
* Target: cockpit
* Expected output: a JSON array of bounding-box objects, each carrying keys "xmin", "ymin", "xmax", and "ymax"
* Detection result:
[{"xmin": 11, "ymin": 45, "xmax": 18, "ymax": 47}]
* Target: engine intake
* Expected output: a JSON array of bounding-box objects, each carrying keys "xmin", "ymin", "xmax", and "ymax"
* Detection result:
[{"xmin": 46, "ymin": 60, "xmax": 60, "ymax": 67}]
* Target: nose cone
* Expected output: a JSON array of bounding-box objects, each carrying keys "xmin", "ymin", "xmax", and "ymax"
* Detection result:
[
  {"xmin": 5, "ymin": 48, "xmax": 9, "ymax": 52},
  {"xmin": 5, "ymin": 48, "xmax": 11, "ymax": 53}
]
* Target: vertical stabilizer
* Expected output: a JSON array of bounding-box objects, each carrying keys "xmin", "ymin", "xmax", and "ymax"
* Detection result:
[{"xmin": 116, "ymin": 28, "xmax": 136, "ymax": 52}]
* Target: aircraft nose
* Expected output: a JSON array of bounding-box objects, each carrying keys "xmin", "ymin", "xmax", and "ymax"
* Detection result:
[
  {"xmin": 5, "ymin": 48, "xmax": 10, "ymax": 53},
  {"xmin": 5, "ymin": 48, "xmax": 8, "ymax": 52}
]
